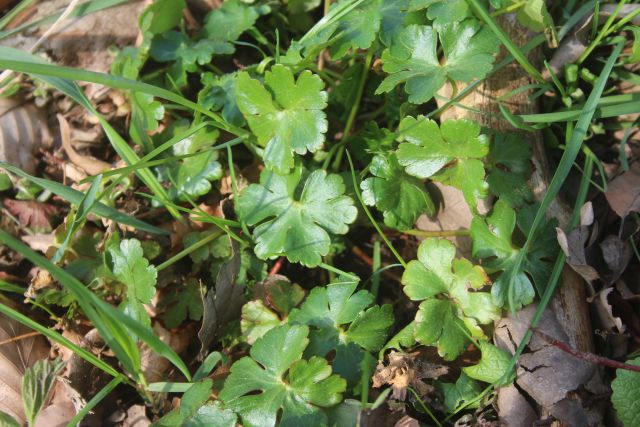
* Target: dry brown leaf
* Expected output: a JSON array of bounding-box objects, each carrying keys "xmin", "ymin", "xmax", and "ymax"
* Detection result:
[
  {"xmin": 0, "ymin": 98, "xmax": 53, "ymax": 174},
  {"xmin": 600, "ymin": 235, "xmax": 632, "ymax": 284},
  {"xmin": 58, "ymin": 114, "xmax": 111, "ymax": 176},
  {"xmin": 556, "ymin": 226, "xmax": 599, "ymax": 285},
  {"xmin": 22, "ymin": 233, "xmax": 55, "ymax": 254},
  {"xmin": 605, "ymin": 162, "xmax": 640, "ymax": 218},
  {"xmin": 372, "ymin": 351, "xmax": 447, "ymax": 401},
  {"xmin": 4, "ymin": 199, "xmax": 58, "ymax": 232},
  {"xmin": 198, "ymin": 241, "xmax": 245, "ymax": 359},
  {"xmin": 0, "ymin": 313, "xmax": 50, "ymax": 423}
]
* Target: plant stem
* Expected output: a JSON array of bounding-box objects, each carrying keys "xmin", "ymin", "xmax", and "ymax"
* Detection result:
[
  {"xmin": 332, "ymin": 46, "xmax": 376, "ymax": 171},
  {"xmin": 157, "ymin": 230, "xmax": 224, "ymax": 271},
  {"xmin": 402, "ymin": 229, "xmax": 470, "ymax": 238}
]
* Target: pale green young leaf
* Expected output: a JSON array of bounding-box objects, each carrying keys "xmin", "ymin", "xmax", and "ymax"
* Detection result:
[
  {"xmin": 219, "ymin": 325, "xmax": 346, "ymax": 427},
  {"xmin": 141, "ymin": 0, "xmax": 185, "ymax": 35},
  {"xmin": 397, "ymin": 117, "xmax": 489, "ymax": 205},
  {"xmin": 241, "ymin": 300, "xmax": 283, "ymax": 344},
  {"xmin": 462, "ymin": 341, "xmax": 513, "ymax": 385},
  {"xmin": 361, "ymin": 153, "xmax": 435, "ymax": 230},
  {"xmin": 236, "ymin": 65, "xmax": 328, "ymax": 173},
  {"xmin": 21, "ymin": 358, "xmax": 65, "ymax": 426},
  {"xmin": 376, "ymin": 22, "xmax": 497, "ymax": 104},
  {"xmin": 401, "ymin": 238, "xmax": 499, "ymax": 360},
  {"xmin": 236, "ymin": 167, "xmax": 357, "ymax": 266},
  {"xmin": 110, "ymin": 239, "xmax": 157, "ymax": 326},
  {"xmin": 611, "ymin": 358, "xmax": 640, "ymax": 427}
]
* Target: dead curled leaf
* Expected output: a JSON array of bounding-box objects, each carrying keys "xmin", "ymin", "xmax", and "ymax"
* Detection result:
[
  {"xmin": 0, "ymin": 98, "xmax": 53, "ymax": 175},
  {"xmin": 372, "ymin": 351, "xmax": 448, "ymax": 401},
  {"xmin": 58, "ymin": 114, "xmax": 111, "ymax": 176},
  {"xmin": 605, "ymin": 162, "xmax": 640, "ymax": 218},
  {"xmin": 556, "ymin": 226, "xmax": 599, "ymax": 285},
  {"xmin": 198, "ymin": 240, "xmax": 245, "ymax": 359},
  {"xmin": 4, "ymin": 199, "xmax": 58, "ymax": 232}
]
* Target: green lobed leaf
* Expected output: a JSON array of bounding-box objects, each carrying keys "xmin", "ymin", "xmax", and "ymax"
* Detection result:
[
  {"xmin": 410, "ymin": 0, "xmax": 470, "ymax": 26},
  {"xmin": 438, "ymin": 372, "xmax": 481, "ymax": 412},
  {"xmin": 162, "ymin": 279, "xmax": 204, "ymax": 328},
  {"xmin": 470, "ymin": 200, "xmax": 558, "ymax": 309},
  {"xmin": 236, "ymin": 166, "xmax": 357, "ymax": 266},
  {"xmin": 219, "ymin": 324, "xmax": 346, "ymax": 427},
  {"xmin": 401, "ymin": 238, "xmax": 499, "ymax": 360},
  {"xmin": 183, "ymin": 232, "xmax": 231, "ymax": 264},
  {"xmin": 361, "ymin": 153, "xmax": 435, "ymax": 230},
  {"xmin": 157, "ymin": 125, "xmax": 223, "ymax": 202},
  {"xmin": 110, "ymin": 239, "xmax": 157, "ymax": 327},
  {"xmin": 397, "ymin": 117, "xmax": 489, "ymax": 205},
  {"xmin": 201, "ymin": 0, "xmax": 263, "ymax": 54},
  {"xmin": 611, "ymin": 358, "xmax": 640, "ymax": 427},
  {"xmin": 288, "ymin": 281, "xmax": 394, "ymax": 385},
  {"xmin": 376, "ymin": 21, "xmax": 497, "ymax": 104},
  {"xmin": 236, "ymin": 65, "xmax": 328, "ymax": 173},
  {"xmin": 154, "ymin": 379, "xmax": 237, "ymax": 427},
  {"xmin": 199, "ymin": 72, "xmax": 245, "ymax": 127},
  {"xmin": 329, "ymin": 0, "xmax": 382, "ymax": 59},
  {"xmin": 462, "ymin": 341, "xmax": 513, "ymax": 385}
]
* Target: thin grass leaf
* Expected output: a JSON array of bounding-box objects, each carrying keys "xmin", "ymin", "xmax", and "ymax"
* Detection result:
[
  {"xmin": 0, "ymin": 163, "xmax": 166, "ymax": 235},
  {"xmin": 0, "ymin": 0, "xmax": 129, "ymax": 40},
  {"xmin": 64, "ymin": 376, "xmax": 122, "ymax": 427},
  {"xmin": 0, "ymin": 47, "xmax": 247, "ymax": 136},
  {"xmin": 0, "ymin": 231, "xmax": 192, "ymax": 381},
  {"xmin": 52, "ymin": 174, "xmax": 103, "ymax": 263},
  {"xmin": 0, "ymin": 47, "xmax": 181, "ymax": 218},
  {"xmin": 0, "ymin": 302, "xmax": 121, "ymax": 378},
  {"xmin": 504, "ymin": 40, "xmax": 624, "ymax": 312}
]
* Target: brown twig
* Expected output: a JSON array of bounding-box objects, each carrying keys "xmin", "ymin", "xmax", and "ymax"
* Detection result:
[
  {"xmin": 269, "ymin": 257, "xmax": 285, "ymax": 276},
  {"xmin": 533, "ymin": 328, "xmax": 640, "ymax": 373},
  {"xmin": 0, "ymin": 331, "xmax": 40, "ymax": 346}
]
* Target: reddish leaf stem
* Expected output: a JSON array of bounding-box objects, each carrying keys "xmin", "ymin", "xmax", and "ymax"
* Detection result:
[{"xmin": 533, "ymin": 328, "xmax": 640, "ymax": 373}]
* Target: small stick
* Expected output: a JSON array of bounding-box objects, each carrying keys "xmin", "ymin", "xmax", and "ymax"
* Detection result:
[
  {"xmin": 0, "ymin": 331, "xmax": 40, "ymax": 346},
  {"xmin": 533, "ymin": 328, "xmax": 640, "ymax": 373},
  {"xmin": 351, "ymin": 246, "xmax": 402, "ymax": 282}
]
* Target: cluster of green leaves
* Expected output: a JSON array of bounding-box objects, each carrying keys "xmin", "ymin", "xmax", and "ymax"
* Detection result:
[{"xmin": 0, "ymin": 0, "xmax": 583, "ymax": 424}]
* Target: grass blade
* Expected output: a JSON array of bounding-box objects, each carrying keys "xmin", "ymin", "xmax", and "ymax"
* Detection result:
[
  {"xmin": 0, "ymin": 302, "xmax": 121, "ymax": 378},
  {"xmin": 0, "ymin": 46, "xmax": 247, "ymax": 137},
  {"xmin": 0, "ymin": 162, "xmax": 167, "ymax": 235},
  {"xmin": 0, "ymin": 231, "xmax": 192, "ymax": 381},
  {"xmin": 505, "ymin": 40, "xmax": 624, "ymax": 312}
]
